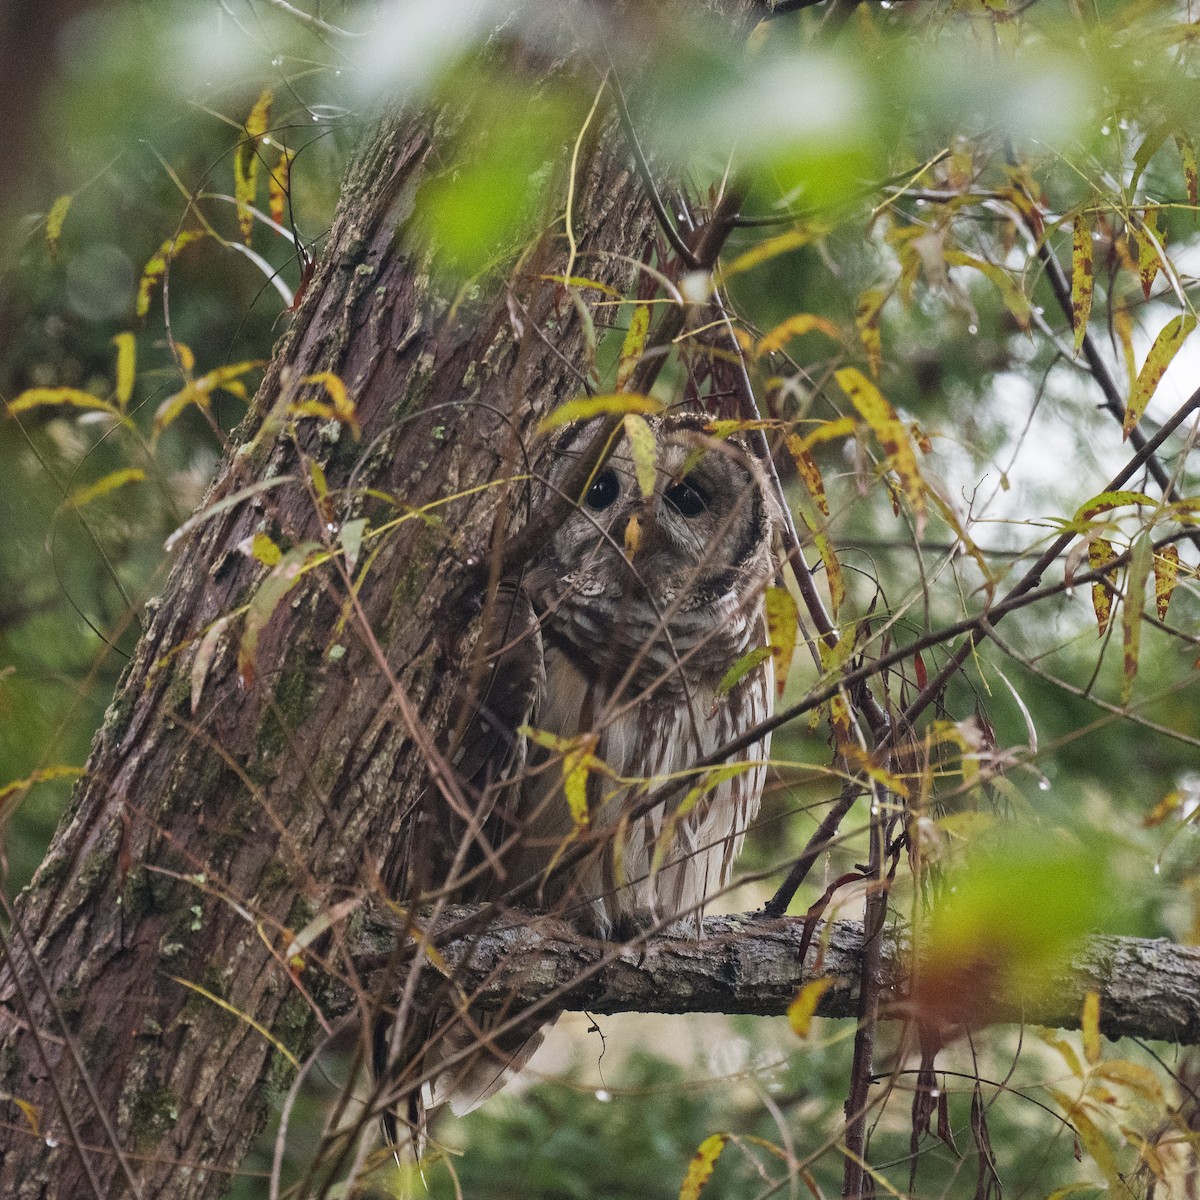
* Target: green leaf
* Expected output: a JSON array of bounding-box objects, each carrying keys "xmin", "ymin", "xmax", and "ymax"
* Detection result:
[
  {"xmin": 615, "ymin": 304, "xmax": 651, "ymax": 391},
  {"xmin": 624, "ymin": 413, "xmax": 657, "ymax": 498},
  {"xmin": 1074, "ymin": 490, "xmax": 1156, "ymax": 523},
  {"xmin": 715, "ymin": 646, "xmax": 771, "ymax": 698},
  {"xmin": 341, "ymin": 518, "xmax": 368, "ymax": 573},
  {"xmin": 45, "ymin": 194, "xmax": 71, "ymax": 256}
]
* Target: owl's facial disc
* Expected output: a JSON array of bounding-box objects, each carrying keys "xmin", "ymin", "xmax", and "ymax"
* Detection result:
[{"xmin": 538, "ymin": 416, "xmax": 774, "ymax": 628}]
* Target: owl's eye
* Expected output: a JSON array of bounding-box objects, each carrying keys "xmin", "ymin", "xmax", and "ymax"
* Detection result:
[
  {"xmin": 585, "ymin": 469, "xmax": 621, "ymax": 511},
  {"xmin": 664, "ymin": 478, "xmax": 708, "ymax": 517}
]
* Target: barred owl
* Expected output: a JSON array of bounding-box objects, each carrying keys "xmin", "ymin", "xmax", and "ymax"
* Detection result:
[{"xmin": 384, "ymin": 413, "xmax": 779, "ymax": 1135}]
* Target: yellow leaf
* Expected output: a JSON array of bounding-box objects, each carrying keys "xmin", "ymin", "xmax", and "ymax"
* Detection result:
[
  {"xmin": 268, "ymin": 147, "xmax": 294, "ymax": 226},
  {"xmin": 154, "ymin": 360, "xmax": 263, "ymax": 439},
  {"xmin": 943, "ymin": 249, "xmax": 1031, "ymax": 329},
  {"xmin": 1121, "ymin": 535, "xmax": 1152, "ymax": 703},
  {"xmin": 679, "ymin": 1133, "xmax": 728, "ymax": 1200},
  {"xmin": 538, "ymin": 393, "xmax": 663, "ymax": 431},
  {"xmin": 1114, "ymin": 301, "xmax": 1137, "ymax": 388},
  {"xmin": 722, "ymin": 226, "xmax": 814, "ymax": 278},
  {"xmin": 1088, "ymin": 538, "xmax": 1116, "ymax": 637},
  {"xmin": 624, "ymin": 413, "xmax": 657, "ymax": 498},
  {"xmin": 1036, "ymin": 1028, "xmax": 1084, "ymax": 1077},
  {"xmin": 113, "ymin": 333, "xmax": 136, "ymax": 408},
  {"xmin": 68, "ymin": 468, "xmax": 146, "ymax": 510},
  {"xmin": 1046, "ymin": 1089, "xmax": 1123, "ymax": 1191},
  {"xmin": 1143, "ymin": 789, "xmax": 1182, "ymax": 828},
  {"xmin": 855, "ymin": 287, "xmax": 886, "ymax": 377},
  {"xmin": 787, "ymin": 417, "xmax": 855, "ymax": 461},
  {"xmin": 1074, "ymin": 490, "xmax": 1155, "ymax": 523},
  {"xmin": 250, "ymin": 532, "xmax": 282, "ymax": 567},
  {"xmin": 309, "ymin": 460, "xmax": 328, "ymax": 501},
  {"xmin": 1125, "ymin": 314, "xmax": 1196, "ymax": 439},
  {"xmin": 538, "ymin": 274, "xmax": 622, "ymax": 298},
  {"xmin": 616, "ymin": 303, "xmax": 650, "ymax": 391},
  {"xmin": 562, "ymin": 747, "xmax": 593, "ymax": 830},
  {"xmin": 705, "ymin": 419, "xmax": 778, "ymax": 439},
  {"xmin": 1178, "ymin": 133, "xmax": 1199, "ymax": 209},
  {"xmin": 813, "ymin": 527, "xmax": 845, "ymax": 618},
  {"xmin": 7, "ymin": 387, "xmax": 123, "ymax": 421},
  {"xmin": 764, "ymin": 587, "xmax": 798, "ymax": 697},
  {"xmin": 786, "ymin": 977, "xmax": 833, "ymax": 1038},
  {"xmin": 651, "ymin": 765, "xmax": 754, "ymax": 876},
  {"xmin": 1153, "ymin": 544, "xmax": 1179, "ymax": 621},
  {"xmin": 168, "ymin": 974, "xmax": 298, "ymax": 1069},
  {"xmin": 1092, "ymin": 1059, "xmax": 1164, "ymax": 1102},
  {"xmin": 836, "ymin": 367, "xmax": 926, "ymax": 533},
  {"xmin": 300, "ymin": 371, "xmax": 359, "ymax": 438},
  {"xmin": 787, "ymin": 441, "xmax": 829, "ymax": 519},
  {"xmin": 236, "ymin": 89, "xmax": 273, "ymax": 243},
  {"xmin": 1081, "ymin": 991, "xmax": 1101, "ymax": 1065},
  {"xmin": 45, "ymin": 194, "xmax": 71, "ymax": 256},
  {"xmin": 1071, "ymin": 213, "xmax": 1094, "ymax": 356},
  {"xmin": 755, "ymin": 313, "xmax": 843, "ymax": 359},
  {"xmin": 136, "ymin": 231, "xmax": 207, "ymax": 318},
  {"xmin": 0, "ymin": 766, "xmax": 84, "ymax": 807},
  {"xmin": 0, "ymin": 1092, "xmax": 41, "ymax": 1137},
  {"xmin": 1136, "ymin": 210, "xmax": 1162, "ymax": 299},
  {"xmin": 154, "ymin": 382, "xmax": 210, "ymax": 438}
]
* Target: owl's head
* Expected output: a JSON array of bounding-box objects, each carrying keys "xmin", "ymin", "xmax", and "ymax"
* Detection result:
[{"xmin": 532, "ymin": 414, "xmax": 777, "ymax": 633}]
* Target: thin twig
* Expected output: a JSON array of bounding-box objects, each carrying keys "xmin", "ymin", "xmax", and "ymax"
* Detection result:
[{"xmin": 254, "ymin": 0, "xmax": 362, "ymax": 39}]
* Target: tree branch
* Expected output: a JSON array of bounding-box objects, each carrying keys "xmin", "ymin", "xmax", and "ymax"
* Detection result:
[{"xmin": 343, "ymin": 906, "xmax": 1200, "ymax": 1047}]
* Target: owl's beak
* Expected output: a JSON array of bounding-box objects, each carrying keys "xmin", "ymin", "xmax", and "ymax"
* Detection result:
[{"xmin": 618, "ymin": 507, "xmax": 670, "ymax": 561}]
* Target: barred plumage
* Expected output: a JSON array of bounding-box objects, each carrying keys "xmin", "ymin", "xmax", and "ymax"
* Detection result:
[{"xmin": 385, "ymin": 413, "xmax": 779, "ymax": 1131}]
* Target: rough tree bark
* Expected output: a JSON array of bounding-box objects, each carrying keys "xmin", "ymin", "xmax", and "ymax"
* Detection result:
[
  {"xmin": 3, "ymin": 4, "xmax": 1197, "ymax": 1198},
  {"xmin": 0, "ymin": 32, "xmax": 659, "ymax": 1199}
]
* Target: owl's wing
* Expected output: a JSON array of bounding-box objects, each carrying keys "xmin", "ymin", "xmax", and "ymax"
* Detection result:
[
  {"xmin": 379, "ymin": 580, "xmax": 542, "ymax": 904},
  {"xmin": 446, "ymin": 579, "xmax": 543, "ymax": 828},
  {"xmin": 376, "ymin": 581, "xmax": 545, "ymax": 1150}
]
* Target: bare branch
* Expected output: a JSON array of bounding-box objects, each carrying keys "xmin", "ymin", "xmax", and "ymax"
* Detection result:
[{"xmin": 345, "ymin": 906, "xmax": 1200, "ymax": 1047}]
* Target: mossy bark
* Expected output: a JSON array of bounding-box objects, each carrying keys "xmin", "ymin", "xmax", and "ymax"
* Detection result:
[{"xmin": 0, "ymin": 73, "xmax": 653, "ymax": 1200}]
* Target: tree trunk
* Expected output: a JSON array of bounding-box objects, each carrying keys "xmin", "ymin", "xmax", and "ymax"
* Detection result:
[{"xmin": 0, "ymin": 54, "xmax": 655, "ymax": 1199}]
